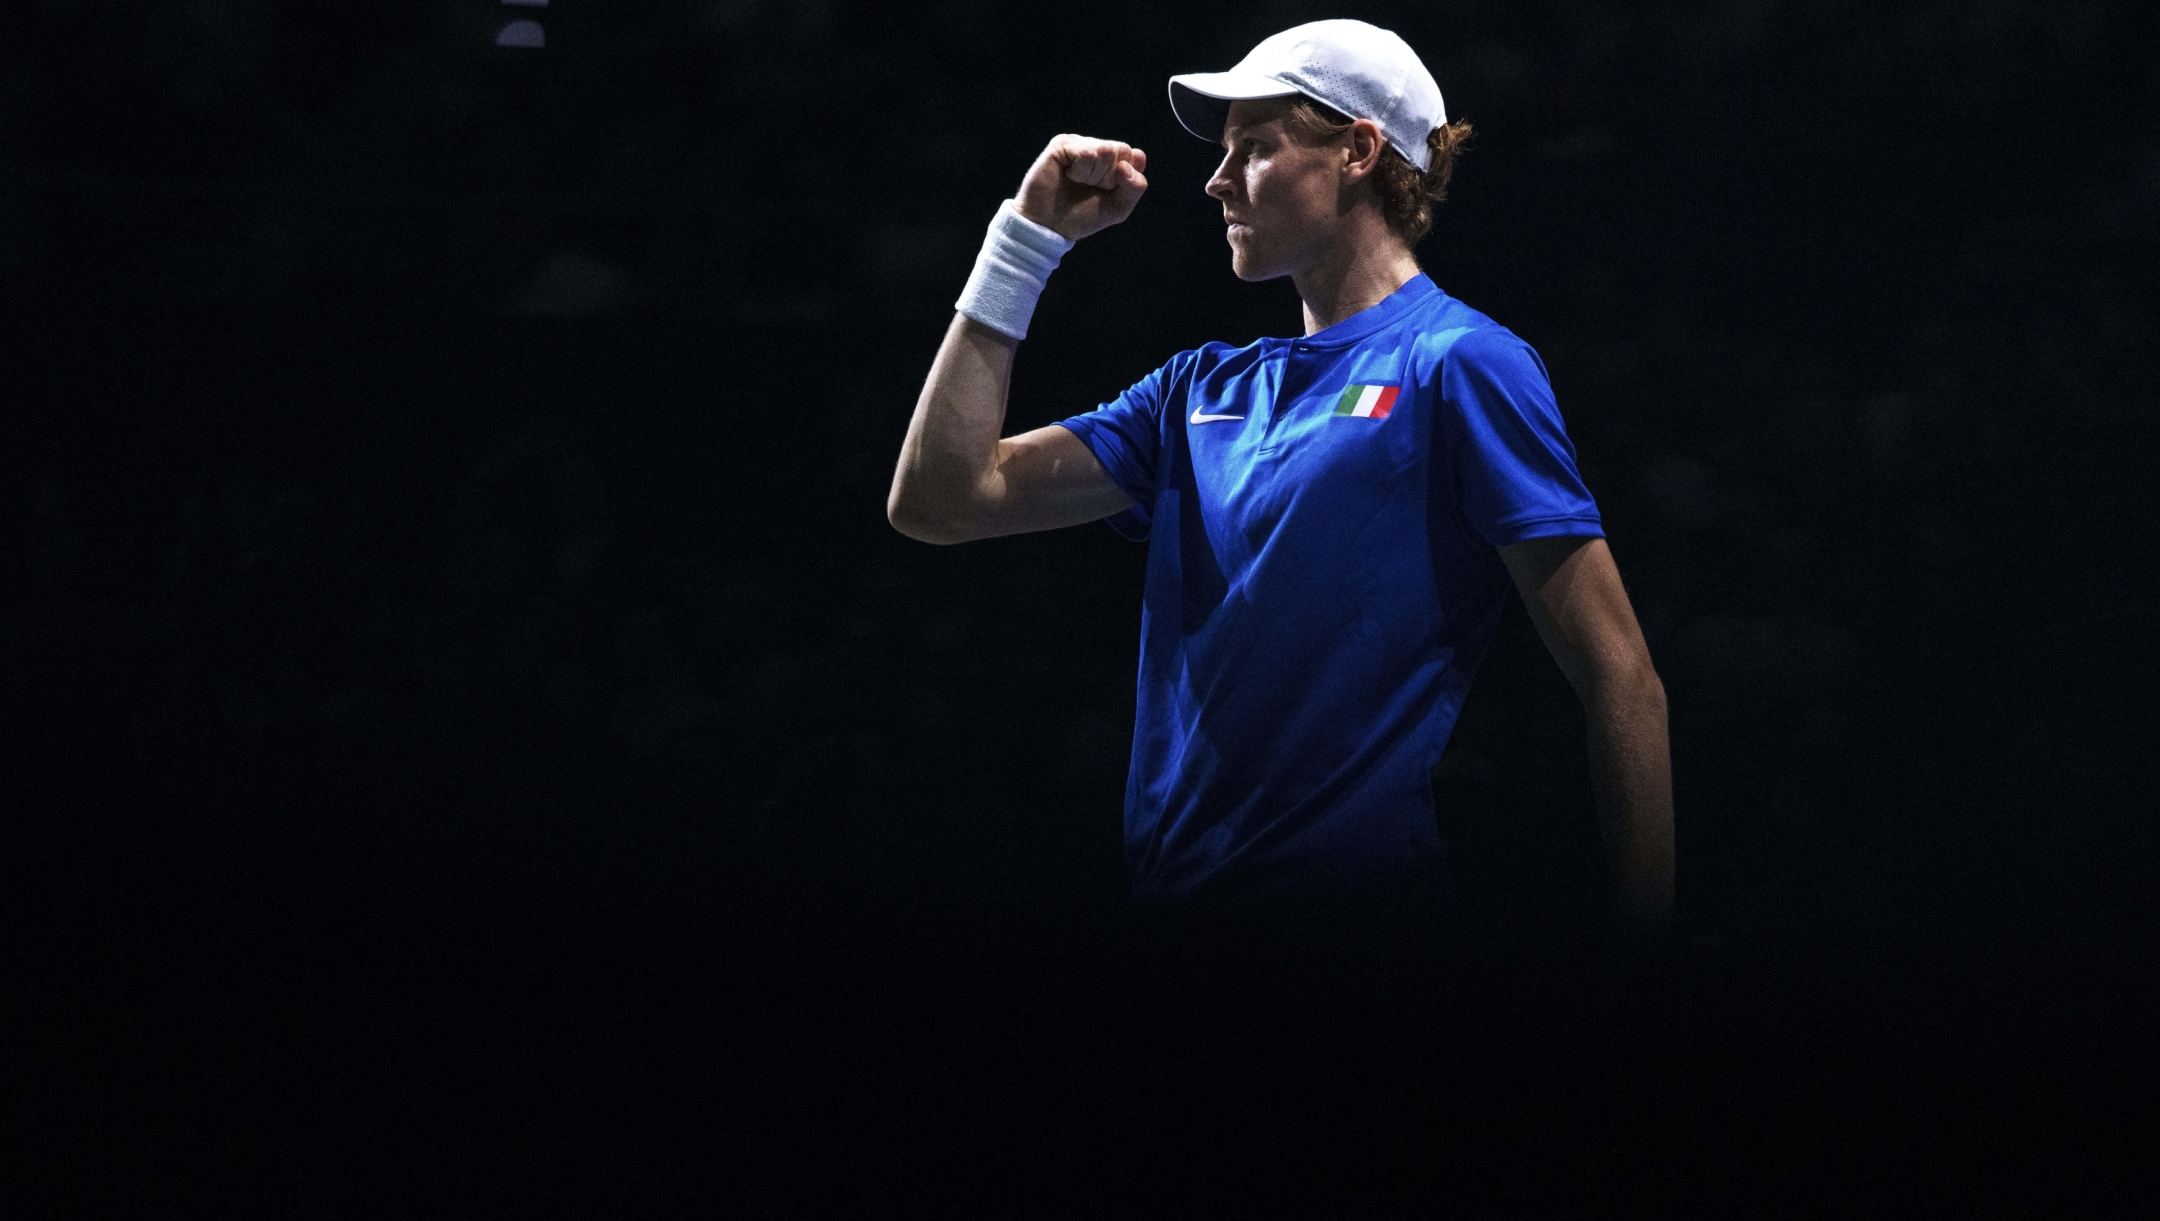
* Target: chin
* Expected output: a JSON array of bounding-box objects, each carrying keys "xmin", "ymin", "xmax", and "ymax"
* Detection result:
[{"xmin": 1226, "ymin": 241, "xmax": 1281, "ymax": 283}]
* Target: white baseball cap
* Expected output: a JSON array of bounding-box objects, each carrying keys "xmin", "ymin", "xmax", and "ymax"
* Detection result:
[{"xmin": 1168, "ymin": 19, "xmax": 1447, "ymax": 171}]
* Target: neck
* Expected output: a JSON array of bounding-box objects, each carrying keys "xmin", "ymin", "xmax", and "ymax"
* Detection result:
[{"xmin": 1292, "ymin": 216, "xmax": 1421, "ymax": 335}]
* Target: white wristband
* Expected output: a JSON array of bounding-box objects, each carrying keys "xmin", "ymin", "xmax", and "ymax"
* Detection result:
[{"xmin": 954, "ymin": 199, "xmax": 1074, "ymax": 341}]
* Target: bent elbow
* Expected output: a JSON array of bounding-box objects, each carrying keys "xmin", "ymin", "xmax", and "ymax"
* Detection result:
[
  {"xmin": 1613, "ymin": 656, "xmax": 1667, "ymax": 716},
  {"xmin": 886, "ymin": 494, "xmax": 974, "ymax": 545},
  {"xmin": 1640, "ymin": 667, "xmax": 1669, "ymax": 718},
  {"xmin": 1583, "ymin": 649, "xmax": 1665, "ymax": 716}
]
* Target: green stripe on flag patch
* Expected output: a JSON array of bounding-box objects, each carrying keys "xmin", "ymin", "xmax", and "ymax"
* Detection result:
[{"xmin": 1333, "ymin": 384, "xmax": 1400, "ymax": 418}]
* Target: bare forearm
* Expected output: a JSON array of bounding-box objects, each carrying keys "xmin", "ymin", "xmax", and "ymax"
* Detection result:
[
  {"xmin": 888, "ymin": 314, "xmax": 1017, "ymax": 543},
  {"xmin": 888, "ymin": 137, "xmax": 1147, "ymax": 544},
  {"xmin": 1587, "ymin": 663, "xmax": 1674, "ymax": 935},
  {"xmin": 1495, "ymin": 537, "xmax": 1675, "ymax": 937}
]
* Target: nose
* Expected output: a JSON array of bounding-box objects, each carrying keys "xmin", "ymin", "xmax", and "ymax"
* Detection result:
[{"xmin": 1205, "ymin": 150, "xmax": 1237, "ymax": 203}]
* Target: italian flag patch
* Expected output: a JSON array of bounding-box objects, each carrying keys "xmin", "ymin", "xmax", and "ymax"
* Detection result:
[{"xmin": 1333, "ymin": 383, "xmax": 1401, "ymax": 419}]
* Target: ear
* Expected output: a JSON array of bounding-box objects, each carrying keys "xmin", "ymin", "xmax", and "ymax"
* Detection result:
[{"xmin": 1341, "ymin": 118, "xmax": 1387, "ymax": 184}]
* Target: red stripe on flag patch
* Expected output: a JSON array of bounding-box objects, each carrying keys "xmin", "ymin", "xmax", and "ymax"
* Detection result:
[{"xmin": 1370, "ymin": 385, "xmax": 1402, "ymax": 419}]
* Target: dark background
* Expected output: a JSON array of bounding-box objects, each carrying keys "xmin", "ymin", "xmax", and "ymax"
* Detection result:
[{"xmin": 4, "ymin": 0, "xmax": 2156, "ymax": 1210}]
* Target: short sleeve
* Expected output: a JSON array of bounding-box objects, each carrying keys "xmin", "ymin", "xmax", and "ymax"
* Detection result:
[
  {"xmin": 1437, "ymin": 328, "xmax": 1604, "ymax": 548},
  {"xmin": 1054, "ymin": 358, "xmax": 1174, "ymax": 541}
]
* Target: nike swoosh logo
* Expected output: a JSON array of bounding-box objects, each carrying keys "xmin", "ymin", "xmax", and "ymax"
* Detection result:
[{"xmin": 1189, "ymin": 409, "xmax": 1247, "ymax": 424}]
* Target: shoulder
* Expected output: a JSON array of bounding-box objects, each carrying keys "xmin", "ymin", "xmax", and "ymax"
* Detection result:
[
  {"xmin": 1395, "ymin": 299, "xmax": 1566, "ymax": 424},
  {"xmin": 1442, "ymin": 325, "xmax": 1545, "ymax": 372},
  {"xmin": 1408, "ymin": 309, "xmax": 1549, "ymax": 389}
]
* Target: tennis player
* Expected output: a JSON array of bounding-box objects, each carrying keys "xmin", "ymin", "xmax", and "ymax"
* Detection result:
[{"xmin": 887, "ymin": 19, "xmax": 1672, "ymax": 936}]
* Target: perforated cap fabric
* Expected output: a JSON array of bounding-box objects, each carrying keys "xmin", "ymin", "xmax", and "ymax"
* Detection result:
[{"xmin": 1168, "ymin": 19, "xmax": 1446, "ymax": 171}]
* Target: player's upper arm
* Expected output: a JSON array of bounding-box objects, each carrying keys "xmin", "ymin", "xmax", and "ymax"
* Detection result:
[
  {"xmin": 1440, "ymin": 329, "xmax": 1603, "ymax": 548},
  {"xmin": 1499, "ymin": 535, "xmax": 1660, "ymax": 704},
  {"xmin": 942, "ymin": 423, "xmax": 1135, "ymax": 543},
  {"xmin": 899, "ymin": 353, "xmax": 1166, "ymax": 544}
]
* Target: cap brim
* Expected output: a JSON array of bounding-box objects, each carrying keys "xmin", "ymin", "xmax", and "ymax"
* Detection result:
[{"xmin": 1167, "ymin": 70, "xmax": 1300, "ymax": 143}]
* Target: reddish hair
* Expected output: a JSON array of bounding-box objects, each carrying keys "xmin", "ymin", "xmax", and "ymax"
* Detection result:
[{"xmin": 1282, "ymin": 99, "xmax": 1473, "ymax": 246}]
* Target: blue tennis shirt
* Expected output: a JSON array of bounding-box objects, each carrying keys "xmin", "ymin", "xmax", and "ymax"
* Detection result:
[{"xmin": 1055, "ymin": 273, "xmax": 1603, "ymax": 904}]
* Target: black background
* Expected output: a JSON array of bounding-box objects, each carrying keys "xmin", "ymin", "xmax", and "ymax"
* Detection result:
[{"xmin": 4, "ymin": 0, "xmax": 2156, "ymax": 1211}]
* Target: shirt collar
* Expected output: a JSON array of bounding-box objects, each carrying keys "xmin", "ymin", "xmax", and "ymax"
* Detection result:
[{"xmin": 1299, "ymin": 272, "xmax": 1440, "ymax": 348}]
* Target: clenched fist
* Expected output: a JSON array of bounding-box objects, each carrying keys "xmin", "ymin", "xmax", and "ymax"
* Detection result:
[{"xmin": 1014, "ymin": 135, "xmax": 1149, "ymax": 242}]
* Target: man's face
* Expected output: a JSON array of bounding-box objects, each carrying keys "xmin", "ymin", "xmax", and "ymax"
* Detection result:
[{"xmin": 1206, "ymin": 98, "xmax": 1348, "ymax": 281}]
